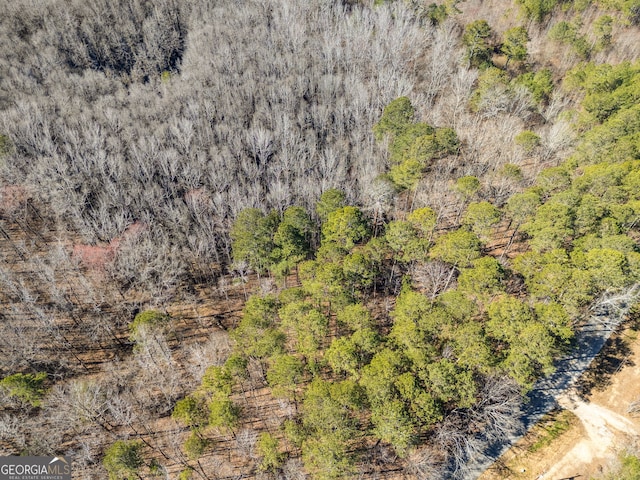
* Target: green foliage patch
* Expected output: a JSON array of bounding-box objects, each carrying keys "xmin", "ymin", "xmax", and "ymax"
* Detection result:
[
  {"xmin": 502, "ymin": 26, "xmax": 529, "ymax": 66},
  {"xmin": 103, "ymin": 440, "xmax": 144, "ymax": 480},
  {"xmin": 129, "ymin": 309, "xmax": 170, "ymax": 341},
  {"xmin": 463, "ymin": 20, "xmax": 494, "ymax": 68},
  {"xmin": 375, "ymin": 97, "xmax": 460, "ymax": 190},
  {"xmin": 529, "ymin": 410, "xmax": 575, "ymax": 452},
  {"xmin": 548, "ymin": 20, "xmax": 591, "ymax": 58},
  {"xmin": 599, "ymin": 452, "xmax": 640, "ymax": 479},
  {"xmin": 0, "ymin": 372, "xmax": 47, "ymax": 407},
  {"xmin": 516, "ymin": 0, "xmax": 559, "ymax": 22}
]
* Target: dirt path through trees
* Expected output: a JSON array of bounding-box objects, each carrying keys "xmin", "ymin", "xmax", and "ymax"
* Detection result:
[{"xmin": 539, "ymin": 394, "xmax": 640, "ymax": 479}]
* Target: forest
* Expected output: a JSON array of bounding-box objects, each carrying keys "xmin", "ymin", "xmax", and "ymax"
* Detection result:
[{"xmin": 0, "ymin": 0, "xmax": 640, "ymax": 478}]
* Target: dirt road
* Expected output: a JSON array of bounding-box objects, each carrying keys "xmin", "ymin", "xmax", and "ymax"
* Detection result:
[{"xmin": 537, "ymin": 394, "xmax": 640, "ymax": 479}]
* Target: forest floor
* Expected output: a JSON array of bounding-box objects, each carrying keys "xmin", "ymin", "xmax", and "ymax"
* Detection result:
[{"xmin": 479, "ymin": 323, "xmax": 640, "ymax": 480}]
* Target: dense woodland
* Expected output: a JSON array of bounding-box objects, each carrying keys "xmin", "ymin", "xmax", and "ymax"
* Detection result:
[{"xmin": 1, "ymin": 0, "xmax": 640, "ymax": 478}]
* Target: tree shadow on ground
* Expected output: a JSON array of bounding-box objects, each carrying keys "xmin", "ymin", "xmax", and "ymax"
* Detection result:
[{"xmin": 575, "ymin": 334, "xmax": 635, "ymax": 398}]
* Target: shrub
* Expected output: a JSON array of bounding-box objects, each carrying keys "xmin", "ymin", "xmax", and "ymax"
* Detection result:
[
  {"xmin": 184, "ymin": 432, "xmax": 210, "ymax": 460},
  {"xmin": 594, "ymin": 15, "xmax": 613, "ymax": 50},
  {"xmin": 462, "ymin": 20, "xmax": 494, "ymax": 68},
  {"xmin": 517, "ymin": 0, "xmax": 558, "ymax": 22},
  {"xmin": 502, "ymin": 26, "xmax": 529, "ymax": 66},
  {"xmin": 515, "ymin": 130, "xmax": 542, "ymax": 153},
  {"xmin": 129, "ymin": 310, "xmax": 169, "ymax": 341},
  {"xmin": 103, "ymin": 440, "xmax": 144, "ymax": 480},
  {"xmin": 0, "ymin": 372, "xmax": 47, "ymax": 407},
  {"xmin": 373, "ymin": 97, "xmax": 415, "ymax": 141},
  {"xmin": 178, "ymin": 468, "xmax": 194, "ymax": 480},
  {"xmin": 515, "ymin": 69, "xmax": 553, "ymax": 104},
  {"xmin": 548, "ymin": 21, "xmax": 591, "ymax": 59},
  {"xmin": 257, "ymin": 432, "xmax": 284, "ymax": 471},
  {"xmin": 454, "ymin": 176, "xmax": 481, "ymax": 202},
  {"xmin": 172, "ymin": 395, "xmax": 209, "ymax": 428},
  {"xmin": 425, "ymin": 3, "xmax": 449, "ymax": 25}
]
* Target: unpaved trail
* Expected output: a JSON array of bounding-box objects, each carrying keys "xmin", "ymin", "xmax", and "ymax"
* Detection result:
[{"xmin": 539, "ymin": 393, "xmax": 640, "ymax": 479}]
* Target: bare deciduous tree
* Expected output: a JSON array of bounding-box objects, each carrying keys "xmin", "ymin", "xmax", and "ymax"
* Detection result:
[
  {"xmin": 405, "ymin": 447, "xmax": 445, "ymax": 479},
  {"xmin": 186, "ymin": 333, "xmax": 232, "ymax": 382},
  {"xmin": 234, "ymin": 428, "xmax": 258, "ymax": 460},
  {"xmin": 412, "ymin": 260, "xmax": 456, "ymax": 299}
]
